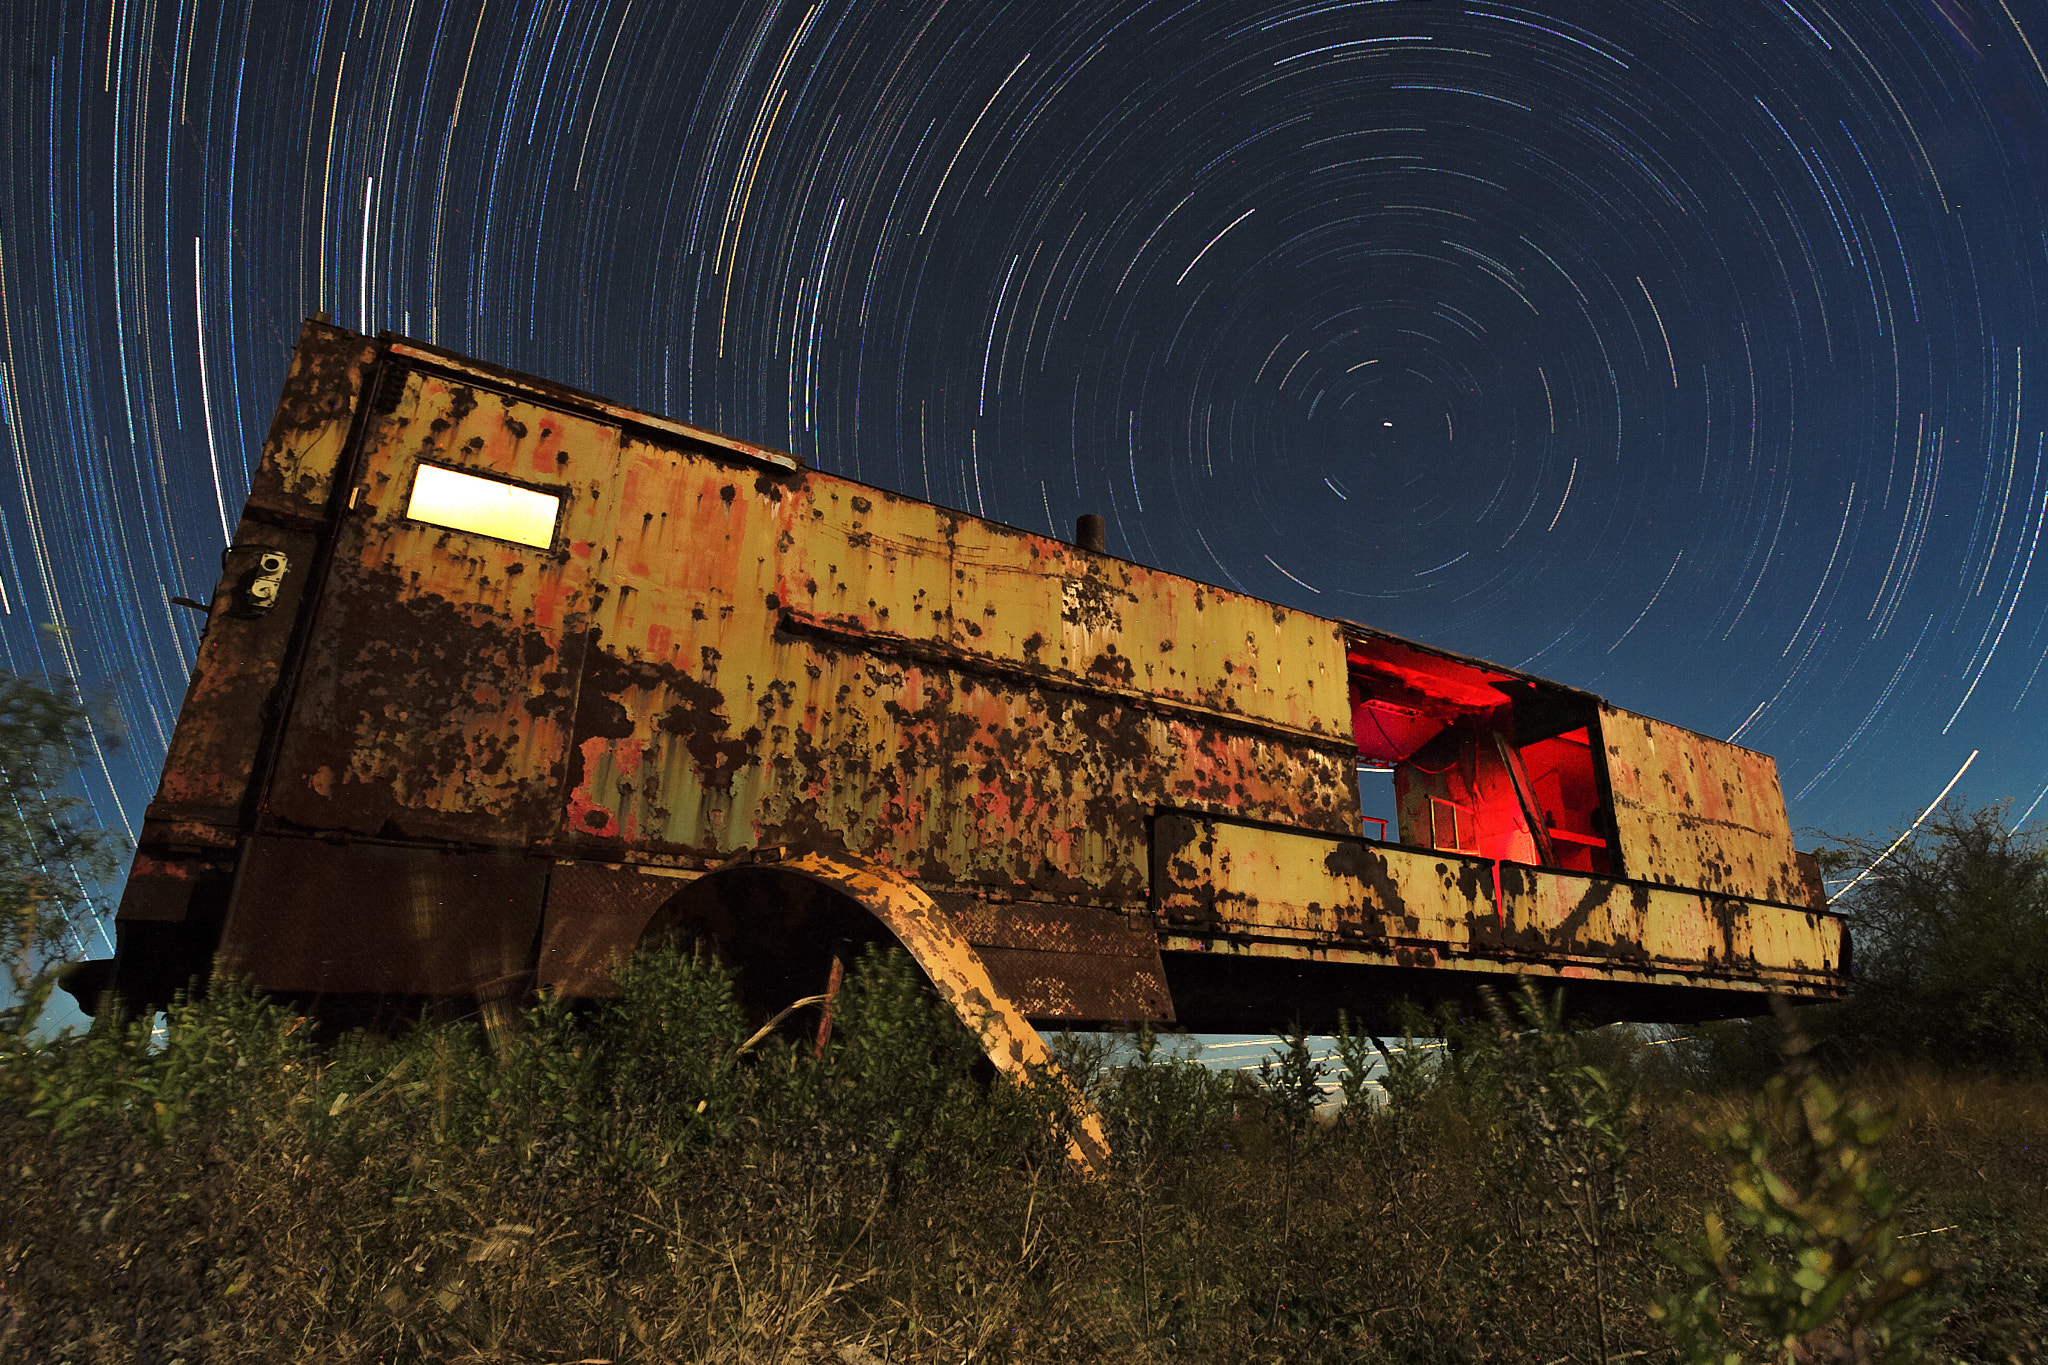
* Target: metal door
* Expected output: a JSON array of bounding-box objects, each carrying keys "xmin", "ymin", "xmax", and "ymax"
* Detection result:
[{"xmin": 266, "ymin": 367, "xmax": 621, "ymax": 845}]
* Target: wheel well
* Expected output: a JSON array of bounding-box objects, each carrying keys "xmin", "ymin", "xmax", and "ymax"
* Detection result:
[{"xmin": 636, "ymin": 865, "xmax": 904, "ymax": 1025}]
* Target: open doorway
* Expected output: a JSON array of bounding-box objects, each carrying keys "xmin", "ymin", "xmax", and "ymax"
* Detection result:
[
  {"xmin": 1345, "ymin": 632, "xmax": 1616, "ymax": 874},
  {"xmin": 1356, "ymin": 764, "xmax": 1395, "ymax": 841}
]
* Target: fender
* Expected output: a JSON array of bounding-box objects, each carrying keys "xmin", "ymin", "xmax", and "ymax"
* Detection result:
[{"xmin": 660, "ymin": 846, "xmax": 1112, "ymax": 1176}]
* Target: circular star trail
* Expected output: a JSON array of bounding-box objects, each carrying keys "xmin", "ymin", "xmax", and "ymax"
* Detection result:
[{"xmin": 6, "ymin": 0, "xmax": 2048, "ymax": 898}]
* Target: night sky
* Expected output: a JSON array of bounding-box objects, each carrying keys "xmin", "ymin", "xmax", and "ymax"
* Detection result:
[{"xmin": 7, "ymin": 0, "xmax": 2048, "ymax": 942}]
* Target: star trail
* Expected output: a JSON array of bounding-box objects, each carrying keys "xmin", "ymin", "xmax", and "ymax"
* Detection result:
[{"xmin": 5, "ymin": 0, "xmax": 2048, "ymax": 888}]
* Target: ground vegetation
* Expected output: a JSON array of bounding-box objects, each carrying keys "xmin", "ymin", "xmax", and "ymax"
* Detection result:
[{"xmin": 3, "ymin": 953, "xmax": 2039, "ymax": 1364}]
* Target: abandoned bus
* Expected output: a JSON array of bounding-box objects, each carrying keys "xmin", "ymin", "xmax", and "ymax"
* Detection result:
[{"xmin": 75, "ymin": 320, "xmax": 1845, "ymax": 1093}]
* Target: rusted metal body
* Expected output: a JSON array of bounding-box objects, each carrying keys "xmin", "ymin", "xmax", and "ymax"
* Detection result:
[{"xmin": 87, "ymin": 321, "xmax": 1845, "ymax": 1062}]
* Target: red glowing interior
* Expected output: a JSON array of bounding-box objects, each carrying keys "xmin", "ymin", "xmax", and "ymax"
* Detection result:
[{"xmin": 1346, "ymin": 635, "xmax": 1612, "ymax": 873}]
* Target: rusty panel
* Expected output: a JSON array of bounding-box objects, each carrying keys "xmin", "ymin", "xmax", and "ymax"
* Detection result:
[
  {"xmin": 565, "ymin": 449, "xmax": 962, "ymax": 867},
  {"xmin": 1153, "ymin": 812, "xmax": 1491, "ymax": 951},
  {"xmin": 928, "ymin": 673, "xmax": 1358, "ymax": 900},
  {"xmin": 245, "ymin": 320, "xmax": 380, "ymax": 522},
  {"xmin": 962, "ymin": 525, "xmax": 1348, "ymax": 737},
  {"xmin": 1065, "ymin": 555, "xmax": 1346, "ymax": 737},
  {"xmin": 146, "ymin": 323, "xmax": 376, "ymax": 831},
  {"xmin": 1630, "ymin": 884, "xmax": 1845, "ymax": 978},
  {"xmin": 1495, "ymin": 865, "xmax": 1647, "ymax": 964},
  {"xmin": 1600, "ymin": 706, "xmax": 1805, "ymax": 904},
  {"xmin": 567, "ymin": 596, "xmax": 961, "ymax": 875},
  {"xmin": 534, "ymin": 862, "xmax": 695, "ymax": 996},
  {"xmin": 559, "ymin": 436, "xmax": 788, "ymax": 851},
  {"xmin": 946, "ymin": 517, "xmax": 1066, "ymax": 665},
  {"xmin": 948, "ymin": 897, "xmax": 1174, "ymax": 1023},
  {"xmin": 778, "ymin": 479, "xmax": 956, "ymax": 645},
  {"xmin": 568, "ymin": 450, "xmax": 1357, "ymax": 880},
  {"xmin": 385, "ymin": 338, "xmax": 803, "ymax": 474},
  {"xmin": 212, "ymin": 836, "xmax": 547, "ymax": 997},
  {"xmin": 784, "ymin": 478, "xmax": 1348, "ymax": 738},
  {"xmin": 941, "ymin": 680, "xmax": 1150, "ymax": 901},
  {"xmin": 1149, "ymin": 713, "xmax": 1358, "ymax": 847},
  {"xmin": 1737, "ymin": 895, "xmax": 1845, "ymax": 974},
  {"xmin": 1155, "ymin": 815, "xmax": 1844, "ymax": 988},
  {"xmin": 767, "ymin": 646, "xmax": 959, "ymax": 868},
  {"xmin": 148, "ymin": 524, "xmax": 323, "ymax": 824},
  {"xmin": 268, "ymin": 374, "xmax": 619, "ymax": 843},
  {"xmin": 1467, "ymin": 862, "xmax": 1844, "ymax": 983}
]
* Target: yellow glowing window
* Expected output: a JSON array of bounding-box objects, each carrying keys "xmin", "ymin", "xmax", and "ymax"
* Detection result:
[{"xmin": 404, "ymin": 463, "xmax": 560, "ymax": 549}]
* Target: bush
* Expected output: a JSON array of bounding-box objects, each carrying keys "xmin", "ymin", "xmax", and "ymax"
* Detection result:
[
  {"xmin": 0, "ymin": 963, "xmax": 1989, "ymax": 1363},
  {"xmin": 1819, "ymin": 801, "xmax": 2048, "ymax": 1069},
  {"xmin": 0, "ymin": 673, "xmax": 120, "ymax": 1042},
  {"xmin": 1653, "ymin": 1003, "xmax": 1944, "ymax": 1364}
]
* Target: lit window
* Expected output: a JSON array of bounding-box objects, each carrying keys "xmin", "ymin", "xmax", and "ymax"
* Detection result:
[{"xmin": 404, "ymin": 463, "xmax": 560, "ymax": 549}]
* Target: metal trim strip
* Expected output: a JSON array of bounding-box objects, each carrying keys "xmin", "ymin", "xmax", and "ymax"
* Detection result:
[
  {"xmin": 778, "ymin": 608, "xmax": 1356, "ymax": 753},
  {"xmin": 384, "ymin": 339, "xmax": 802, "ymax": 472}
]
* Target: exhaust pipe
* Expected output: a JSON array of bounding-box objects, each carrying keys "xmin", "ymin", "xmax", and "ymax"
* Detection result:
[{"xmin": 1075, "ymin": 513, "xmax": 1106, "ymax": 554}]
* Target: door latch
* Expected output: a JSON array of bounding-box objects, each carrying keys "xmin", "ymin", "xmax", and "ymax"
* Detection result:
[{"xmin": 241, "ymin": 549, "xmax": 290, "ymax": 613}]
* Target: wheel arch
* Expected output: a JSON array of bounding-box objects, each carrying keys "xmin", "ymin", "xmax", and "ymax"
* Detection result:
[{"xmin": 637, "ymin": 848, "xmax": 1110, "ymax": 1174}]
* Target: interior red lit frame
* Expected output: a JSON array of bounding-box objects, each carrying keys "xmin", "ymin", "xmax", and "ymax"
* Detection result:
[{"xmin": 1347, "ymin": 633, "xmax": 1615, "ymax": 876}]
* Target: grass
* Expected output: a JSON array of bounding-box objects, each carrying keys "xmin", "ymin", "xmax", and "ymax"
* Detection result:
[{"xmin": 2, "ymin": 952, "xmax": 2044, "ymax": 1364}]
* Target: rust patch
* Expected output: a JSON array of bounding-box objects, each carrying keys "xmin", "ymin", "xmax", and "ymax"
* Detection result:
[
  {"xmin": 246, "ymin": 321, "xmax": 380, "ymax": 520},
  {"xmin": 1553, "ymin": 879, "xmax": 1620, "ymax": 950},
  {"xmin": 1322, "ymin": 839, "xmax": 1406, "ymax": 935},
  {"xmin": 268, "ymin": 557, "xmax": 586, "ymax": 842},
  {"xmin": 1062, "ymin": 574, "xmax": 1130, "ymax": 631},
  {"xmin": 1087, "ymin": 649, "xmax": 1136, "ymax": 687}
]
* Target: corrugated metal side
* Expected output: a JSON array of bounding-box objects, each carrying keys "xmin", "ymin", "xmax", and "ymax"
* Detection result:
[{"xmin": 1599, "ymin": 705, "xmax": 1806, "ymax": 905}]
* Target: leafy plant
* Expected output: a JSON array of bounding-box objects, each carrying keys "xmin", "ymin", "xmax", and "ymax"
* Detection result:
[
  {"xmin": 1653, "ymin": 1000, "xmax": 1944, "ymax": 1364},
  {"xmin": 1256, "ymin": 1026, "xmax": 1328, "ymax": 1337},
  {"xmin": 0, "ymin": 672, "xmax": 121, "ymax": 1044},
  {"xmin": 1820, "ymin": 800, "xmax": 2048, "ymax": 1069},
  {"xmin": 1483, "ymin": 983, "xmax": 1639, "ymax": 1364}
]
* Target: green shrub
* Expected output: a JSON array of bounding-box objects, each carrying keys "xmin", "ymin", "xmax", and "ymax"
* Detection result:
[
  {"xmin": 11, "ymin": 982, "xmax": 310, "ymax": 1145},
  {"xmin": 591, "ymin": 943, "xmax": 751, "ymax": 1150},
  {"xmin": 1820, "ymin": 800, "xmax": 2048, "ymax": 1070},
  {"xmin": 0, "ymin": 954, "xmax": 1999, "ymax": 1363},
  {"xmin": 780, "ymin": 944, "xmax": 1055, "ymax": 1189},
  {"xmin": 1653, "ymin": 1005, "xmax": 1944, "ymax": 1364},
  {"xmin": 0, "ymin": 672, "xmax": 120, "ymax": 1044}
]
